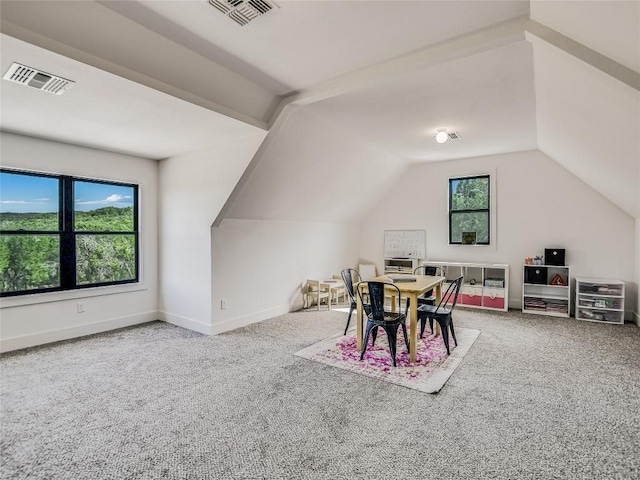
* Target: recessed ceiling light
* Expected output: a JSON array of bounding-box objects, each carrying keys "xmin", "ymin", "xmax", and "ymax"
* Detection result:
[
  {"xmin": 435, "ymin": 130, "xmax": 449, "ymax": 144},
  {"xmin": 434, "ymin": 129, "xmax": 461, "ymax": 143}
]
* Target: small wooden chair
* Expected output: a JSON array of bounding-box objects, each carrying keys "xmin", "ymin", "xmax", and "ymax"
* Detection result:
[
  {"xmin": 304, "ymin": 280, "xmax": 331, "ymax": 310},
  {"xmin": 329, "ymin": 275, "xmax": 347, "ymax": 305}
]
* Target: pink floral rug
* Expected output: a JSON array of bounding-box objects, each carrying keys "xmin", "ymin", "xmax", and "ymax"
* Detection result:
[{"xmin": 295, "ymin": 326, "xmax": 480, "ymax": 393}]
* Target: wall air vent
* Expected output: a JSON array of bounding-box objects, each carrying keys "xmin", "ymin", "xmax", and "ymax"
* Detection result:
[
  {"xmin": 208, "ymin": 0, "xmax": 278, "ymax": 26},
  {"xmin": 2, "ymin": 63, "xmax": 74, "ymax": 95}
]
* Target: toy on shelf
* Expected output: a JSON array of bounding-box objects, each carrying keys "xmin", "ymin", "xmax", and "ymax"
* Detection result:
[{"xmin": 550, "ymin": 273, "xmax": 567, "ymax": 286}]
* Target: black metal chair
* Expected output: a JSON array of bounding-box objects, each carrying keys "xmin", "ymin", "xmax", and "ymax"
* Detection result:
[
  {"xmin": 413, "ymin": 265, "xmax": 446, "ymax": 306},
  {"xmin": 341, "ymin": 268, "xmax": 371, "ymax": 335},
  {"xmin": 404, "ymin": 265, "xmax": 447, "ymax": 313},
  {"xmin": 358, "ymin": 281, "xmax": 410, "ymax": 367},
  {"xmin": 417, "ymin": 275, "xmax": 463, "ymax": 355}
]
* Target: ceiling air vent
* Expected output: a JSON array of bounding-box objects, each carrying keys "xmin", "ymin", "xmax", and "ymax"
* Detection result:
[
  {"xmin": 3, "ymin": 63, "xmax": 74, "ymax": 95},
  {"xmin": 448, "ymin": 132, "xmax": 461, "ymax": 140},
  {"xmin": 208, "ymin": 0, "xmax": 278, "ymax": 26}
]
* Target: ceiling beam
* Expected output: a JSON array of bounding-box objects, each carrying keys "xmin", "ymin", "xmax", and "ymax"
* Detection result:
[
  {"xmin": 525, "ymin": 19, "xmax": 640, "ymax": 92},
  {"xmin": 268, "ymin": 16, "xmax": 529, "ymax": 128},
  {"xmin": 0, "ymin": 2, "xmax": 272, "ymax": 130}
]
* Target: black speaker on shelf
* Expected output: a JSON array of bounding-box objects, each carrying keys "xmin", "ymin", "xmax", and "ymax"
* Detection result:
[{"xmin": 545, "ymin": 248, "xmax": 566, "ymax": 266}]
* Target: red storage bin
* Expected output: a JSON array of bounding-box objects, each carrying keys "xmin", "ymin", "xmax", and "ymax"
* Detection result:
[
  {"xmin": 460, "ymin": 286, "xmax": 483, "ymax": 306},
  {"xmin": 483, "ymin": 289, "xmax": 505, "ymax": 309}
]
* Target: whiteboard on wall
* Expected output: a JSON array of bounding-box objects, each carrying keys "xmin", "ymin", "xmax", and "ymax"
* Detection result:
[{"xmin": 384, "ymin": 230, "xmax": 426, "ymax": 258}]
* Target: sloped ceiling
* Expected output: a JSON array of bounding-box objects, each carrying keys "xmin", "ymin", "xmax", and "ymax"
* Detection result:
[
  {"xmin": 227, "ymin": 2, "xmax": 638, "ymax": 221},
  {"xmin": 225, "ymin": 107, "xmax": 407, "ymax": 222},
  {"xmin": 0, "ymin": 1, "xmax": 638, "ymax": 220},
  {"xmin": 0, "ymin": 0, "xmax": 277, "ymax": 128},
  {"xmin": 530, "ymin": 37, "xmax": 639, "ymax": 218},
  {"xmin": 305, "ymin": 40, "xmax": 537, "ymax": 162},
  {"xmin": 100, "ymin": 0, "xmax": 530, "ymax": 94},
  {"xmin": 221, "ymin": 37, "xmax": 539, "ymax": 224},
  {"xmin": 0, "ymin": 34, "xmax": 264, "ymax": 160},
  {"xmin": 528, "ymin": 1, "xmax": 640, "ymax": 218},
  {"xmin": 531, "ymin": 0, "xmax": 639, "ymax": 72}
]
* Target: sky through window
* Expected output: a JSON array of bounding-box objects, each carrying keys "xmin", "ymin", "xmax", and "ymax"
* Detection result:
[{"xmin": 0, "ymin": 172, "xmax": 134, "ymax": 214}]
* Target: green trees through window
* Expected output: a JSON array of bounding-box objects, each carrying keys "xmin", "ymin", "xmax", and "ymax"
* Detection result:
[
  {"xmin": 0, "ymin": 170, "xmax": 138, "ymax": 296},
  {"xmin": 449, "ymin": 175, "xmax": 490, "ymax": 245}
]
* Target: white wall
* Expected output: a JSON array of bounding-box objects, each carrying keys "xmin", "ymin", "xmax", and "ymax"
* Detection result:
[
  {"xmin": 358, "ymin": 150, "xmax": 636, "ymax": 316},
  {"xmin": 636, "ymin": 219, "xmax": 640, "ymax": 326},
  {"xmin": 211, "ymin": 218, "xmax": 359, "ymax": 333},
  {"xmin": 208, "ymin": 106, "xmax": 405, "ymax": 334},
  {"xmin": 0, "ymin": 132, "xmax": 159, "ymax": 351},
  {"xmin": 158, "ymin": 132, "xmax": 266, "ymax": 334}
]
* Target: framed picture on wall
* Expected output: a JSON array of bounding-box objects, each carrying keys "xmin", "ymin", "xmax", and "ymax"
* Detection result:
[{"xmin": 461, "ymin": 231, "xmax": 477, "ymax": 245}]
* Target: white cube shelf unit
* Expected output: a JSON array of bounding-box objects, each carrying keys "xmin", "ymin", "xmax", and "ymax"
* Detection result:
[
  {"xmin": 522, "ymin": 265, "xmax": 571, "ymax": 317},
  {"xmin": 422, "ymin": 261, "xmax": 509, "ymax": 312},
  {"xmin": 575, "ymin": 278, "xmax": 625, "ymax": 325}
]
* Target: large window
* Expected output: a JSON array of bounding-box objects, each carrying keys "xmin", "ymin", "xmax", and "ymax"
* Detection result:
[
  {"xmin": 0, "ymin": 169, "xmax": 138, "ymax": 296},
  {"xmin": 449, "ymin": 175, "xmax": 490, "ymax": 245}
]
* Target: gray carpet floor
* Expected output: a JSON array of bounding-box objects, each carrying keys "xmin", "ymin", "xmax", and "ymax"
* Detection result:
[{"xmin": 1, "ymin": 308, "xmax": 639, "ymax": 480}]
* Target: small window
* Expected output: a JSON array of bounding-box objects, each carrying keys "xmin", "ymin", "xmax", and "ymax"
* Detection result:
[
  {"xmin": 449, "ymin": 175, "xmax": 490, "ymax": 245},
  {"xmin": 0, "ymin": 169, "xmax": 138, "ymax": 297}
]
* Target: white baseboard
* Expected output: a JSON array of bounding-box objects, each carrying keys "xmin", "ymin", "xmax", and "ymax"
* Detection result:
[
  {"xmin": 508, "ymin": 299, "xmax": 521, "ymax": 311},
  {"xmin": 159, "ymin": 305, "xmax": 293, "ymax": 336},
  {"xmin": 210, "ymin": 305, "xmax": 290, "ymax": 335},
  {"xmin": 0, "ymin": 311, "xmax": 158, "ymax": 353},
  {"xmin": 159, "ymin": 311, "xmax": 211, "ymax": 335}
]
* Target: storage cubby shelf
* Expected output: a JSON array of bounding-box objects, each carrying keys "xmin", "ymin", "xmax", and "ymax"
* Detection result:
[
  {"xmin": 522, "ymin": 265, "xmax": 571, "ymax": 318},
  {"xmin": 422, "ymin": 261, "xmax": 509, "ymax": 312}
]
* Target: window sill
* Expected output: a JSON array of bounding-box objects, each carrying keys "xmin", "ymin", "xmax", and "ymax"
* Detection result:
[
  {"xmin": 448, "ymin": 242, "xmax": 497, "ymax": 251},
  {"xmin": 449, "ymin": 243, "xmax": 492, "ymax": 247},
  {"xmin": 0, "ymin": 283, "xmax": 147, "ymax": 309}
]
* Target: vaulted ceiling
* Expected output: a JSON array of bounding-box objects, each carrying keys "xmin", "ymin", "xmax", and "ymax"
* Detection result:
[{"xmin": 1, "ymin": 1, "xmax": 638, "ymax": 220}]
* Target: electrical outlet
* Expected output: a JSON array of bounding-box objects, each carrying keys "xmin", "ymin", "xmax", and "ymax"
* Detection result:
[
  {"xmin": 77, "ymin": 302, "xmax": 85, "ymax": 313},
  {"xmin": 220, "ymin": 299, "xmax": 227, "ymax": 310}
]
